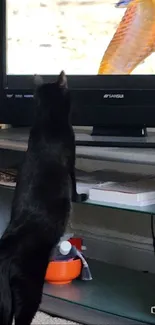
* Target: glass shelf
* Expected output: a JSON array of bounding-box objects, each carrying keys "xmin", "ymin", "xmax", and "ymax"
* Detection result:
[
  {"xmin": 83, "ymin": 199, "xmax": 155, "ymax": 215},
  {"xmin": 1, "ymin": 185, "xmax": 155, "ymax": 215},
  {"xmin": 43, "ymin": 259, "xmax": 155, "ymax": 324},
  {"xmin": 0, "ymin": 183, "xmax": 155, "ymax": 322}
]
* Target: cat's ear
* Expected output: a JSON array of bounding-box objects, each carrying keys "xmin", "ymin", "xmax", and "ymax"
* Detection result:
[
  {"xmin": 33, "ymin": 74, "xmax": 44, "ymax": 87},
  {"xmin": 57, "ymin": 70, "xmax": 68, "ymax": 89}
]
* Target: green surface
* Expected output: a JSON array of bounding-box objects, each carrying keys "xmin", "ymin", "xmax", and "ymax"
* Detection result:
[
  {"xmin": 44, "ymin": 260, "xmax": 155, "ymax": 324},
  {"xmin": 84, "ymin": 199, "xmax": 155, "ymax": 215}
]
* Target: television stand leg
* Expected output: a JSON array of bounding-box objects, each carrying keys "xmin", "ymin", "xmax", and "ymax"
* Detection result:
[{"xmin": 91, "ymin": 127, "xmax": 147, "ymax": 138}]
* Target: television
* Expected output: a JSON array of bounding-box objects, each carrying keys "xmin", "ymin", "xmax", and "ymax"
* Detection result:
[
  {"xmin": 1, "ymin": 0, "xmax": 155, "ymax": 147},
  {"xmin": 0, "ymin": 0, "xmax": 6, "ymax": 108}
]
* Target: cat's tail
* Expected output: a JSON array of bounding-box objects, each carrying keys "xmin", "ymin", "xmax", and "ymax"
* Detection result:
[{"xmin": 0, "ymin": 258, "xmax": 13, "ymax": 325}]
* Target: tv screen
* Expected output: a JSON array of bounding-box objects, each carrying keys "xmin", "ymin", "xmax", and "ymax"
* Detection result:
[
  {"xmin": 7, "ymin": 0, "xmax": 155, "ymax": 76},
  {"xmin": 2, "ymin": 0, "xmax": 155, "ymax": 133}
]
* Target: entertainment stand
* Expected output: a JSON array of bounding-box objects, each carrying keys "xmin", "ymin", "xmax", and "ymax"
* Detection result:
[
  {"xmin": 76, "ymin": 127, "xmax": 155, "ymax": 148},
  {"xmin": 76, "ymin": 134, "xmax": 155, "ymax": 148},
  {"xmin": 0, "ymin": 127, "xmax": 155, "ymax": 324},
  {"xmin": 1, "ymin": 126, "xmax": 155, "ymax": 149}
]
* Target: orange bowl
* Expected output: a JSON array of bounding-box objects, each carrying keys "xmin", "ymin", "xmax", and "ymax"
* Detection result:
[{"xmin": 45, "ymin": 258, "xmax": 82, "ymax": 285}]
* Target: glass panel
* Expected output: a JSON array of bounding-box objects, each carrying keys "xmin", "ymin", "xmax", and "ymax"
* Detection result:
[
  {"xmin": 84, "ymin": 199, "xmax": 155, "ymax": 215},
  {"xmin": 44, "ymin": 259, "xmax": 155, "ymax": 324}
]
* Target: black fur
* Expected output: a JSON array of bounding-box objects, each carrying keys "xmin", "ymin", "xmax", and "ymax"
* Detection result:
[{"xmin": 0, "ymin": 71, "xmax": 88, "ymax": 325}]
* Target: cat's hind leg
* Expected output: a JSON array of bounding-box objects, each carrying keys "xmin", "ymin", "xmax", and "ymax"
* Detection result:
[
  {"xmin": 13, "ymin": 291, "xmax": 41, "ymax": 325},
  {"xmin": 12, "ymin": 277, "xmax": 42, "ymax": 325},
  {"xmin": 14, "ymin": 305, "xmax": 38, "ymax": 325}
]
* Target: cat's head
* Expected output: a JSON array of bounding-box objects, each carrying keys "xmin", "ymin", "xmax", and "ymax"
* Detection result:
[{"xmin": 33, "ymin": 71, "xmax": 70, "ymax": 122}]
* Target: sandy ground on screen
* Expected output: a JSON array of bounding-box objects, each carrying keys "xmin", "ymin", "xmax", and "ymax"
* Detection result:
[{"xmin": 7, "ymin": 0, "xmax": 155, "ymax": 75}]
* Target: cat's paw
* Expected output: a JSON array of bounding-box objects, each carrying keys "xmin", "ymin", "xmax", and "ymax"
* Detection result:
[{"xmin": 72, "ymin": 193, "xmax": 88, "ymax": 203}]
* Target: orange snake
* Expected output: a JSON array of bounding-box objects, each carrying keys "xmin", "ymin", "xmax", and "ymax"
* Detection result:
[{"xmin": 98, "ymin": 0, "xmax": 155, "ymax": 74}]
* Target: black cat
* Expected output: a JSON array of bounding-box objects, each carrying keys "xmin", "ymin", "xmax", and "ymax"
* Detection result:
[{"xmin": 0, "ymin": 71, "xmax": 88, "ymax": 325}]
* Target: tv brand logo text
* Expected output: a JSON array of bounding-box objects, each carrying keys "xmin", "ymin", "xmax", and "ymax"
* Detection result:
[{"xmin": 103, "ymin": 94, "xmax": 124, "ymax": 99}]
